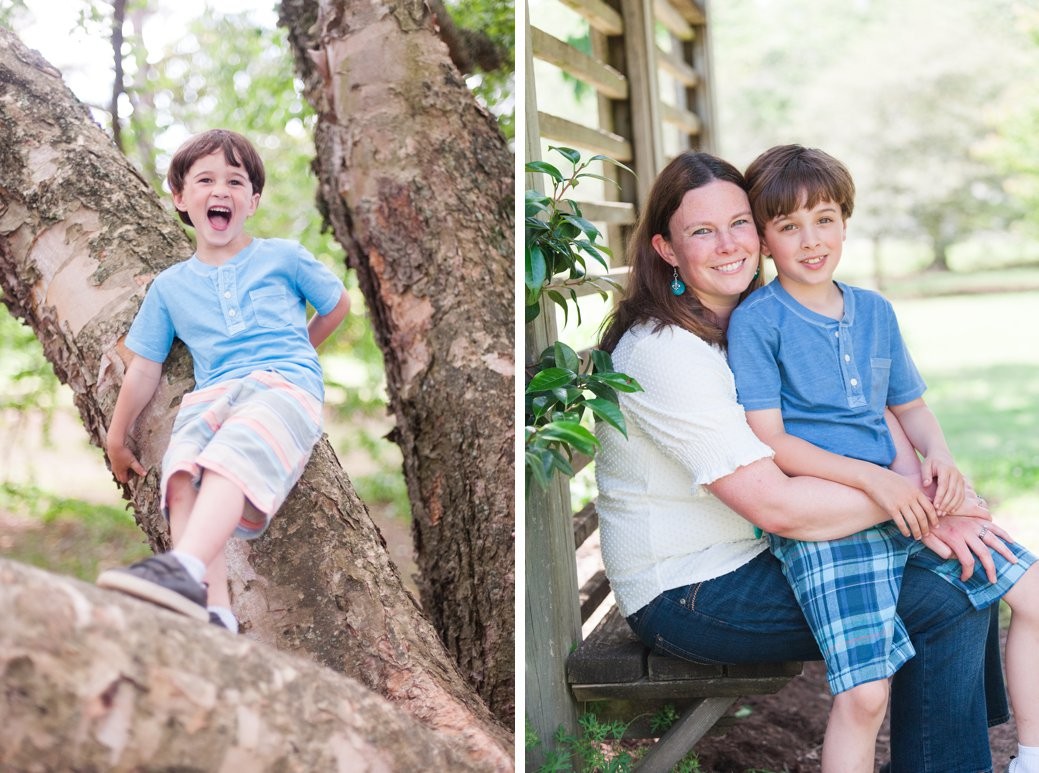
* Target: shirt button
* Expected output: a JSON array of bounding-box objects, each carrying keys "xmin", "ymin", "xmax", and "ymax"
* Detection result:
[
  {"xmin": 844, "ymin": 354, "xmax": 851, "ymax": 362},
  {"xmin": 834, "ymin": 331, "xmax": 839, "ymax": 337},
  {"xmin": 229, "ymin": 309, "xmax": 237, "ymax": 317},
  {"xmin": 224, "ymin": 291, "xmax": 232, "ymax": 299},
  {"xmin": 850, "ymin": 378, "xmax": 859, "ymax": 387}
]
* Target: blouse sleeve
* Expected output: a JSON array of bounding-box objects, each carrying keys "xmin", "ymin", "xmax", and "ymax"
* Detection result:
[{"xmin": 617, "ymin": 326, "xmax": 774, "ymax": 486}]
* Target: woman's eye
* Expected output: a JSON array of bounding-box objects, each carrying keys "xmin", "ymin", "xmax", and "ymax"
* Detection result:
[
  {"xmin": 692, "ymin": 227, "xmax": 711, "ymax": 236},
  {"xmin": 732, "ymin": 218, "xmax": 750, "ymax": 227}
]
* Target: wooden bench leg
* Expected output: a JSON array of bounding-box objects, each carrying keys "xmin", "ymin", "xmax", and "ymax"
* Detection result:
[{"xmin": 633, "ymin": 696, "xmax": 736, "ymax": 773}]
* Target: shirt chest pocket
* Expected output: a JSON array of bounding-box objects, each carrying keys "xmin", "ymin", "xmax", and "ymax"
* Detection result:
[
  {"xmin": 250, "ymin": 287, "xmax": 292, "ymax": 329},
  {"xmin": 869, "ymin": 357, "xmax": 891, "ymax": 411}
]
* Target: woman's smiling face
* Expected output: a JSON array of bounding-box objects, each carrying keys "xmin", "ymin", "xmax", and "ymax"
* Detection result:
[{"xmin": 651, "ymin": 180, "xmax": 761, "ymax": 316}]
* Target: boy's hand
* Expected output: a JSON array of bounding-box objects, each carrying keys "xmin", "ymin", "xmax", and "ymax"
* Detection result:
[
  {"xmin": 864, "ymin": 467, "xmax": 939, "ymax": 539},
  {"xmin": 922, "ymin": 454, "xmax": 966, "ymax": 516},
  {"xmin": 107, "ymin": 441, "xmax": 146, "ymax": 483}
]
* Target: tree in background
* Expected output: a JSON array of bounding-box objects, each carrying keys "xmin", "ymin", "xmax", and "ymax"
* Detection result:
[
  {"xmin": 712, "ymin": 0, "xmax": 1039, "ymax": 272},
  {"xmin": 280, "ymin": 0, "xmax": 515, "ymax": 721}
]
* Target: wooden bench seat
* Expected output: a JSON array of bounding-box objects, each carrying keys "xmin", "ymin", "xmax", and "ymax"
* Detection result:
[{"xmin": 567, "ymin": 605, "xmax": 802, "ymax": 772}]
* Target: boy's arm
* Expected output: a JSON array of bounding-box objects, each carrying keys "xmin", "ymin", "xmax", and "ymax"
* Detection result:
[
  {"xmin": 106, "ymin": 356, "xmax": 163, "ymax": 483},
  {"xmin": 889, "ymin": 397, "xmax": 965, "ymax": 515},
  {"xmin": 308, "ymin": 290, "xmax": 350, "ymax": 349},
  {"xmin": 745, "ymin": 407, "xmax": 938, "ymax": 538}
]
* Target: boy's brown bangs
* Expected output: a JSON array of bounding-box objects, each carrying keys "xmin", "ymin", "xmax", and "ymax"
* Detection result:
[{"xmin": 758, "ymin": 166, "xmax": 844, "ymax": 222}]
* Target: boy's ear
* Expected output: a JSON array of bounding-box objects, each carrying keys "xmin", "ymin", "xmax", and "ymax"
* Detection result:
[
  {"xmin": 650, "ymin": 233, "xmax": 674, "ymax": 265},
  {"xmin": 759, "ymin": 238, "xmax": 772, "ymax": 259},
  {"xmin": 171, "ymin": 190, "xmax": 187, "ymax": 212},
  {"xmin": 247, "ymin": 192, "xmax": 260, "ymax": 217}
]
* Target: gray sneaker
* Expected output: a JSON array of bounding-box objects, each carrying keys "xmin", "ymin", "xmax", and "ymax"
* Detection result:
[{"xmin": 97, "ymin": 553, "xmax": 208, "ymax": 621}]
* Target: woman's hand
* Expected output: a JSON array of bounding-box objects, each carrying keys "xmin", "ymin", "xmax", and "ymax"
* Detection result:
[
  {"xmin": 947, "ymin": 486, "xmax": 992, "ymax": 521},
  {"xmin": 926, "ymin": 515, "xmax": 1017, "ymax": 582}
]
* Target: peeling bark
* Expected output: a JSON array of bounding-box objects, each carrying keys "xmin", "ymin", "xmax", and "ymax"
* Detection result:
[
  {"xmin": 279, "ymin": 0, "xmax": 516, "ymax": 722},
  {"xmin": 0, "ymin": 558, "xmax": 488, "ymax": 772},
  {"xmin": 0, "ymin": 27, "xmax": 511, "ymax": 769}
]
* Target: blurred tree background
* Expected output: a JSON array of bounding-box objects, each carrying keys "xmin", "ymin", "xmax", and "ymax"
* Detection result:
[
  {"xmin": 0, "ymin": 0, "xmax": 513, "ymax": 583},
  {"xmin": 712, "ymin": 0, "xmax": 1039, "ymax": 278}
]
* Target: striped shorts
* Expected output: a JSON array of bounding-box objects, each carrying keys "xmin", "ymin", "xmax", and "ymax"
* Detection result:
[
  {"xmin": 770, "ymin": 523, "xmax": 1035, "ymax": 695},
  {"xmin": 160, "ymin": 369, "xmax": 323, "ymax": 539}
]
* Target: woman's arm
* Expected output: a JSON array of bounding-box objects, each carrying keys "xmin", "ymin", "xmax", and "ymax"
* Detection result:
[
  {"xmin": 706, "ymin": 457, "xmax": 898, "ymax": 541},
  {"xmin": 745, "ymin": 407, "xmax": 938, "ymax": 538}
]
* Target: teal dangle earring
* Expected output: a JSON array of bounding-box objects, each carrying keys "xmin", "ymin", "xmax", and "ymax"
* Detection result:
[{"xmin": 670, "ymin": 266, "xmax": 686, "ymax": 296}]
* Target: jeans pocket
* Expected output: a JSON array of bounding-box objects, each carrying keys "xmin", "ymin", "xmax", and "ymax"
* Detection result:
[{"xmin": 653, "ymin": 632, "xmax": 728, "ymax": 666}]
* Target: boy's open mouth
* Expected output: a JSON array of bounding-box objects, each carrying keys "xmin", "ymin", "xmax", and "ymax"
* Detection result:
[{"xmin": 208, "ymin": 206, "xmax": 231, "ymax": 230}]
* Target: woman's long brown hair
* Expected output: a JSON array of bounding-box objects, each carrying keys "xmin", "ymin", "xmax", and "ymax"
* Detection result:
[{"xmin": 599, "ymin": 152, "xmax": 765, "ymax": 353}]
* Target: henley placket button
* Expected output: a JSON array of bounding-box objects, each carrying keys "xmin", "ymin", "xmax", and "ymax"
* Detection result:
[
  {"xmin": 228, "ymin": 309, "xmax": 237, "ymax": 317},
  {"xmin": 850, "ymin": 378, "xmax": 858, "ymax": 387}
]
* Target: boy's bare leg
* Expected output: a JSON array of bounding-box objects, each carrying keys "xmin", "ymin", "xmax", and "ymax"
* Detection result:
[
  {"xmin": 1003, "ymin": 565, "xmax": 1039, "ymax": 746},
  {"xmin": 174, "ymin": 469, "xmax": 245, "ymax": 568},
  {"xmin": 822, "ymin": 679, "xmax": 889, "ymax": 773},
  {"xmin": 166, "ymin": 470, "xmax": 234, "ymax": 609},
  {"xmin": 205, "ymin": 549, "xmax": 232, "ymax": 608}
]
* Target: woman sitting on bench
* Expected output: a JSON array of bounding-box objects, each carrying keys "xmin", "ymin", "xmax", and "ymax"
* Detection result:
[{"xmin": 595, "ymin": 150, "xmax": 1012, "ymax": 773}]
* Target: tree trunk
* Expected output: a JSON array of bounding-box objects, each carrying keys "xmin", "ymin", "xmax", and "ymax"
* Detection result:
[
  {"xmin": 0, "ymin": 558, "xmax": 488, "ymax": 772},
  {"xmin": 278, "ymin": 0, "xmax": 516, "ymax": 723},
  {"xmin": 0, "ymin": 27, "xmax": 511, "ymax": 769}
]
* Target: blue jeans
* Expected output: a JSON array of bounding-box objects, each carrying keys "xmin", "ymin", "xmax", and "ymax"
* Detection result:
[{"xmin": 626, "ymin": 550, "xmax": 1006, "ymax": 773}]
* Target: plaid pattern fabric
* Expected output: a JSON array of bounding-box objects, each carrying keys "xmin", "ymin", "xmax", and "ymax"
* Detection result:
[{"xmin": 770, "ymin": 523, "xmax": 1034, "ymax": 695}]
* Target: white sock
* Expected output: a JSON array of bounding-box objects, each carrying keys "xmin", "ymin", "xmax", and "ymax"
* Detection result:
[
  {"xmin": 169, "ymin": 550, "xmax": 206, "ymax": 584},
  {"xmin": 1012, "ymin": 744, "xmax": 1039, "ymax": 772},
  {"xmin": 208, "ymin": 605, "xmax": 238, "ymax": 632}
]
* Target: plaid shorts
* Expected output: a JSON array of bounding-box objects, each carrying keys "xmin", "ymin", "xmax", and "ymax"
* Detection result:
[
  {"xmin": 770, "ymin": 523, "xmax": 1034, "ymax": 695},
  {"xmin": 160, "ymin": 369, "xmax": 323, "ymax": 539}
]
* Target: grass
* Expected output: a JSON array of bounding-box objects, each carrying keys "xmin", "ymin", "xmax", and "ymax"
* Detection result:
[
  {"xmin": 0, "ymin": 482, "xmax": 151, "ymax": 581},
  {"xmin": 893, "ymin": 291, "xmax": 1039, "ymax": 541}
]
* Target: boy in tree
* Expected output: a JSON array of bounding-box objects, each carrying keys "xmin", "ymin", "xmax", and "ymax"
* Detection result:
[
  {"xmin": 98, "ymin": 129, "xmax": 349, "ymax": 632},
  {"xmin": 728, "ymin": 144, "xmax": 1039, "ymax": 773}
]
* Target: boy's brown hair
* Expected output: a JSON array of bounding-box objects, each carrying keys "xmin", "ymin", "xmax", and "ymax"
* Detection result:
[
  {"xmin": 166, "ymin": 129, "xmax": 265, "ymax": 226},
  {"xmin": 744, "ymin": 144, "xmax": 855, "ymax": 234}
]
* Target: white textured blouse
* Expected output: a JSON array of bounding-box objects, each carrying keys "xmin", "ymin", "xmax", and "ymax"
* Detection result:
[{"xmin": 595, "ymin": 322, "xmax": 774, "ymax": 617}]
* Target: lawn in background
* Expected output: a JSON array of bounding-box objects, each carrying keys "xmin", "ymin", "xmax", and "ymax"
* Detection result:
[{"xmin": 894, "ymin": 290, "xmax": 1039, "ymax": 543}]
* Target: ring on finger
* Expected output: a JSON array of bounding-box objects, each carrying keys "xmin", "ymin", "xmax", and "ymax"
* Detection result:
[{"xmin": 978, "ymin": 526, "xmax": 989, "ymax": 540}]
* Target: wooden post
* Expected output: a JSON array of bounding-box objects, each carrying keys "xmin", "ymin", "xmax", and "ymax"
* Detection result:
[
  {"xmin": 523, "ymin": 9, "xmax": 582, "ymax": 766},
  {"xmin": 620, "ymin": 0, "xmax": 665, "ymax": 207}
]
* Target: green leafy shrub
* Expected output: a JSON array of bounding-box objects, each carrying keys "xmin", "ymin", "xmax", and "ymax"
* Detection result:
[{"xmin": 524, "ymin": 147, "xmax": 641, "ymax": 492}]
